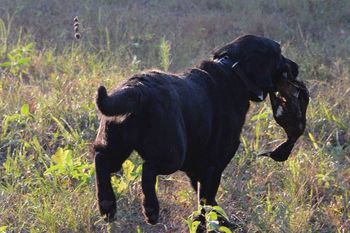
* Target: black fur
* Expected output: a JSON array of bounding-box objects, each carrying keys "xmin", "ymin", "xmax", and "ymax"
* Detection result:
[{"xmin": 93, "ymin": 35, "xmax": 299, "ymax": 224}]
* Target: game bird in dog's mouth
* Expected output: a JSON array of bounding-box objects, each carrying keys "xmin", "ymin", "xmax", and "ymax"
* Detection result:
[
  {"xmin": 93, "ymin": 35, "xmax": 309, "ymax": 228},
  {"xmin": 259, "ymin": 63, "xmax": 309, "ymax": 161}
]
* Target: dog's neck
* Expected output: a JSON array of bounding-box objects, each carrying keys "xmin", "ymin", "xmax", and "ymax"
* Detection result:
[{"xmin": 213, "ymin": 56, "xmax": 264, "ymax": 101}]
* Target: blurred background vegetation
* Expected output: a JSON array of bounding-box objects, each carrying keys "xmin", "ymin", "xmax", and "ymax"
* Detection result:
[{"xmin": 0, "ymin": 0, "xmax": 349, "ymax": 232}]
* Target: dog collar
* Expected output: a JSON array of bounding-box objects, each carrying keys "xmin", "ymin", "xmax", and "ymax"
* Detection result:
[
  {"xmin": 213, "ymin": 55, "xmax": 238, "ymax": 68},
  {"xmin": 213, "ymin": 56, "xmax": 264, "ymax": 101}
]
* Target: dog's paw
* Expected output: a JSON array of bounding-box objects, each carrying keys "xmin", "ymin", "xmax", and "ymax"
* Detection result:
[
  {"xmin": 142, "ymin": 206, "xmax": 159, "ymax": 225},
  {"xmin": 99, "ymin": 200, "xmax": 116, "ymax": 222}
]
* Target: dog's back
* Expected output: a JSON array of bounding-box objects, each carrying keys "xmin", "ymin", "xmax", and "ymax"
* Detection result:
[{"xmin": 95, "ymin": 70, "xmax": 214, "ymax": 168}]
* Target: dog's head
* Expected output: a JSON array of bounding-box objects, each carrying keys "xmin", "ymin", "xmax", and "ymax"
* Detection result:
[{"xmin": 213, "ymin": 35, "xmax": 298, "ymax": 102}]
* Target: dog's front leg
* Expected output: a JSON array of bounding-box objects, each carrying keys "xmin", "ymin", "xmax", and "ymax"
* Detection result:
[
  {"xmin": 95, "ymin": 152, "xmax": 116, "ymax": 221},
  {"xmin": 141, "ymin": 162, "xmax": 159, "ymax": 224},
  {"xmin": 200, "ymin": 166, "xmax": 221, "ymax": 206}
]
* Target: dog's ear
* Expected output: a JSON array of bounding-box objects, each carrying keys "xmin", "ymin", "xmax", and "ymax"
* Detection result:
[
  {"xmin": 236, "ymin": 49, "xmax": 275, "ymax": 102},
  {"xmin": 241, "ymin": 40, "xmax": 284, "ymax": 102},
  {"xmin": 244, "ymin": 53, "xmax": 275, "ymax": 91}
]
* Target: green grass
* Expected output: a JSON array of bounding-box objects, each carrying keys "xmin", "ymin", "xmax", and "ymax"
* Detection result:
[{"xmin": 0, "ymin": 1, "xmax": 349, "ymax": 232}]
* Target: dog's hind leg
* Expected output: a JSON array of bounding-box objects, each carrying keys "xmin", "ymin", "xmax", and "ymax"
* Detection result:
[
  {"xmin": 94, "ymin": 143, "xmax": 132, "ymax": 221},
  {"xmin": 95, "ymin": 151, "xmax": 117, "ymax": 221}
]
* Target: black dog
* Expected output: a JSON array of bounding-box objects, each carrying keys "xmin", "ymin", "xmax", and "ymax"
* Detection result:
[{"xmin": 93, "ymin": 35, "xmax": 299, "ymax": 224}]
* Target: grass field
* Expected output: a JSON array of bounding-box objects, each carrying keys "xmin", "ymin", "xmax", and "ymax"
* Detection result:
[{"xmin": 0, "ymin": 0, "xmax": 349, "ymax": 232}]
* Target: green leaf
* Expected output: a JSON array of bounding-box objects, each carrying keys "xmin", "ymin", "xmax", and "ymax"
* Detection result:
[
  {"xmin": 44, "ymin": 164, "xmax": 61, "ymax": 175},
  {"xmin": 20, "ymin": 103, "xmax": 30, "ymax": 116},
  {"xmin": 251, "ymin": 112, "xmax": 268, "ymax": 121},
  {"xmin": 0, "ymin": 61, "xmax": 11, "ymax": 67},
  {"xmin": 213, "ymin": 205, "xmax": 229, "ymax": 220},
  {"xmin": 52, "ymin": 148, "xmax": 73, "ymax": 166},
  {"xmin": 23, "ymin": 43, "xmax": 34, "ymax": 52},
  {"xmin": 65, "ymin": 150, "xmax": 73, "ymax": 167},
  {"xmin": 131, "ymin": 164, "xmax": 142, "ymax": 178},
  {"xmin": 7, "ymin": 53, "xmax": 15, "ymax": 61},
  {"xmin": 122, "ymin": 159, "xmax": 135, "ymax": 181},
  {"xmin": 52, "ymin": 148, "xmax": 65, "ymax": 165},
  {"xmin": 218, "ymin": 226, "xmax": 233, "ymax": 233},
  {"xmin": 17, "ymin": 57, "xmax": 31, "ymax": 66},
  {"xmin": 111, "ymin": 176, "xmax": 125, "ymax": 193},
  {"xmin": 187, "ymin": 220, "xmax": 200, "ymax": 233},
  {"xmin": 0, "ymin": 226, "xmax": 8, "ymax": 233},
  {"xmin": 207, "ymin": 211, "xmax": 218, "ymax": 221}
]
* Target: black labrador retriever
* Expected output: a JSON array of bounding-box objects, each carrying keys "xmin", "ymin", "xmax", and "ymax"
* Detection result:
[{"xmin": 93, "ymin": 35, "xmax": 299, "ymax": 224}]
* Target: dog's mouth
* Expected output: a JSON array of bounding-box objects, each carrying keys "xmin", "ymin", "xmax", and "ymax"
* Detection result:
[
  {"xmin": 273, "ymin": 63, "xmax": 298, "ymax": 93},
  {"xmin": 257, "ymin": 92, "xmax": 265, "ymax": 101},
  {"xmin": 249, "ymin": 70, "xmax": 289, "ymax": 102},
  {"xmin": 250, "ymin": 91, "xmax": 268, "ymax": 102},
  {"xmin": 267, "ymin": 63, "xmax": 297, "ymax": 96}
]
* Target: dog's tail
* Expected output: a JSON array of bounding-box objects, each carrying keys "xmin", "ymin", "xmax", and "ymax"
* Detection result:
[{"xmin": 96, "ymin": 86, "xmax": 140, "ymax": 116}]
